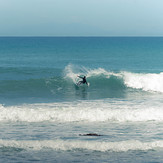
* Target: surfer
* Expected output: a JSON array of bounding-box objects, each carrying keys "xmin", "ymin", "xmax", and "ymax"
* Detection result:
[{"xmin": 77, "ymin": 75, "xmax": 88, "ymax": 85}]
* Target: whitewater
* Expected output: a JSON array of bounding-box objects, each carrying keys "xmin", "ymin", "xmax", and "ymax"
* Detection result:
[
  {"xmin": 1, "ymin": 99, "xmax": 163, "ymax": 122},
  {"xmin": 1, "ymin": 37, "xmax": 163, "ymax": 163}
]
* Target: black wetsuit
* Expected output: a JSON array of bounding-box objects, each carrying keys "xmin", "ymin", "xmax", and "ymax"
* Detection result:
[{"xmin": 78, "ymin": 76, "xmax": 88, "ymax": 85}]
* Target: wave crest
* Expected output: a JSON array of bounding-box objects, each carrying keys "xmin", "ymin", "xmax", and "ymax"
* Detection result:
[{"xmin": 64, "ymin": 64, "xmax": 163, "ymax": 93}]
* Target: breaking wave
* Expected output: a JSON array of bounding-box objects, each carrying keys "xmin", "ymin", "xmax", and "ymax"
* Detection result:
[
  {"xmin": 0, "ymin": 139, "xmax": 163, "ymax": 152},
  {"xmin": 1, "ymin": 100, "xmax": 163, "ymax": 122},
  {"xmin": 65, "ymin": 64, "xmax": 163, "ymax": 93},
  {"xmin": 1, "ymin": 64, "xmax": 163, "ymax": 102}
]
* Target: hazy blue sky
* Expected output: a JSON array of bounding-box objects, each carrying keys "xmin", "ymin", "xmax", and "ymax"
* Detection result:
[{"xmin": 0, "ymin": 0, "xmax": 163, "ymax": 36}]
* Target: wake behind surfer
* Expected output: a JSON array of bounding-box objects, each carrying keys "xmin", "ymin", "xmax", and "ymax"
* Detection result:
[{"xmin": 77, "ymin": 75, "xmax": 88, "ymax": 86}]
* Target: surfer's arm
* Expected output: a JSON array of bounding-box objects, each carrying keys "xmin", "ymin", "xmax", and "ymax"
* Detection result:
[{"xmin": 78, "ymin": 76, "xmax": 83, "ymax": 79}]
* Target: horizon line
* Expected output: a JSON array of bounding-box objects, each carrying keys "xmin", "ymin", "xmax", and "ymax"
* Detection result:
[{"xmin": 0, "ymin": 36, "xmax": 163, "ymax": 38}]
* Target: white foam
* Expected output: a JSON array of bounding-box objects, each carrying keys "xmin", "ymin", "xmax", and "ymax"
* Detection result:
[
  {"xmin": 123, "ymin": 72, "xmax": 163, "ymax": 93},
  {"xmin": 0, "ymin": 100, "xmax": 163, "ymax": 123},
  {"xmin": 0, "ymin": 139, "xmax": 163, "ymax": 152}
]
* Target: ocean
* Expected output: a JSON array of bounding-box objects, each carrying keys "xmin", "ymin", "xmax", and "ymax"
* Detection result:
[{"xmin": 0, "ymin": 37, "xmax": 163, "ymax": 162}]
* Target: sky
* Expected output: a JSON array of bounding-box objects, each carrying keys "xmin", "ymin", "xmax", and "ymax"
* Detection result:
[{"xmin": 0, "ymin": 0, "xmax": 163, "ymax": 36}]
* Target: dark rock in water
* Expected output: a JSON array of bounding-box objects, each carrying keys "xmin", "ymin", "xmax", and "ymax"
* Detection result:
[{"xmin": 79, "ymin": 133, "xmax": 103, "ymax": 136}]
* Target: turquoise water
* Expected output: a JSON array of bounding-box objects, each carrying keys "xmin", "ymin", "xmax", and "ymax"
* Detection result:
[{"xmin": 0, "ymin": 37, "xmax": 163, "ymax": 162}]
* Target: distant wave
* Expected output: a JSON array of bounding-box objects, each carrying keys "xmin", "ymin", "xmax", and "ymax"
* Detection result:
[
  {"xmin": 1, "ymin": 100, "xmax": 163, "ymax": 122},
  {"xmin": 0, "ymin": 139, "xmax": 163, "ymax": 152}
]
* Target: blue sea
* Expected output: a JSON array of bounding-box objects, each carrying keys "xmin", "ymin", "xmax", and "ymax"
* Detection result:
[{"xmin": 0, "ymin": 37, "xmax": 163, "ymax": 163}]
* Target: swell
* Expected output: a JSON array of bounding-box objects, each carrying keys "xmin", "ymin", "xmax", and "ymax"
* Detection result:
[
  {"xmin": 0, "ymin": 67, "xmax": 62, "ymax": 80},
  {"xmin": 0, "ymin": 78, "xmax": 51, "ymax": 98}
]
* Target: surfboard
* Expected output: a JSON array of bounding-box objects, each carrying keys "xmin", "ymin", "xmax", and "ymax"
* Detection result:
[{"xmin": 75, "ymin": 76, "xmax": 81, "ymax": 86}]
